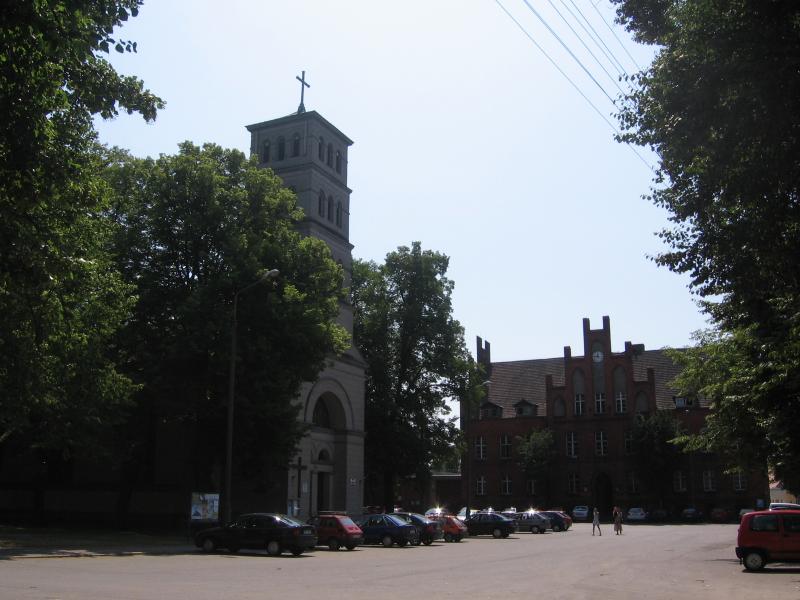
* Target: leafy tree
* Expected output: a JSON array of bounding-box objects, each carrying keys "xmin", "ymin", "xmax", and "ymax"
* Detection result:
[
  {"xmin": 0, "ymin": 1, "xmax": 163, "ymax": 456},
  {"xmin": 614, "ymin": 0, "xmax": 800, "ymax": 492},
  {"xmin": 630, "ymin": 410, "xmax": 683, "ymax": 504},
  {"xmin": 352, "ymin": 242, "xmax": 472, "ymax": 508},
  {"xmin": 515, "ymin": 429, "xmax": 556, "ymax": 506},
  {"xmin": 105, "ymin": 143, "xmax": 349, "ymax": 495}
]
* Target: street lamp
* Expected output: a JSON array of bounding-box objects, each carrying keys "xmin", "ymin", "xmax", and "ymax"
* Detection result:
[{"xmin": 223, "ymin": 268, "xmax": 279, "ymax": 524}]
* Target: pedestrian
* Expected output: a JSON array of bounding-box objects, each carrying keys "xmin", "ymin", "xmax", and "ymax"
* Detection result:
[
  {"xmin": 592, "ymin": 507, "xmax": 601, "ymax": 536},
  {"xmin": 613, "ymin": 506, "xmax": 623, "ymax": 535}
]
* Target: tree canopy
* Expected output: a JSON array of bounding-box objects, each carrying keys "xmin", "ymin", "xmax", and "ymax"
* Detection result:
[
  {"xmin": 105, "ymin": 143, "xmax": 349, "ymax": 484},
  {"xmin": 352, "ymin": 242, "xmax": 473, "ymax": 507},
  {"xmin": 614, "ymin": 0, "xmax": 800, "ymax": 492},
  {"xmin": 0, "ymin": 1, "xmax": 163, "ymax": 455},
  {"xmin": 515, "ymin": 428, "xmax": 556, "ymax": 505}
]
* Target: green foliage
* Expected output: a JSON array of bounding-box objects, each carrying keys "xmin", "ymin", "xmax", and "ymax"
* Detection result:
[
  {"xmin": 630, "ymin": 410, "xmax": 683, "ymax": 500},
  {"xmin": 352, "ymin": 242, "xmax": 473, "ymax": 505},
  {"xmin": 515, "ymin": 429, "xmax": 556, "ymax": 479},
  {"xmin": 105, "ymin": 143, "xmax": 349, "ymax": 479},
  {"xmin": 0, "ymin": 1, "xmax": 162, "ymax": 455},
  {"xmin": 614, "ymin": 0, "xmax": 800, "ymax": 494}
]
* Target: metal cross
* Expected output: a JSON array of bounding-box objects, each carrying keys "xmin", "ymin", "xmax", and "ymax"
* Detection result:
[{"xmin": 296, "ymin": 70, "xmax": 310, "ymax": 113}]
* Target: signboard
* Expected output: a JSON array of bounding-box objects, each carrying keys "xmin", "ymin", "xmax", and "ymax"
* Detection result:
[{"xmin": 190, "ymin": 492, "xmax": 219, "ymax": 521}]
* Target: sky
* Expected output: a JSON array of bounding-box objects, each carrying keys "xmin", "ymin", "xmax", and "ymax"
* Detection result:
[{"xmin": 95, "ymin": 0, "xmax": 709, "ymax": 363}]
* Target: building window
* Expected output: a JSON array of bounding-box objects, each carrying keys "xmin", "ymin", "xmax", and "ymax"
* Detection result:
[
  {"xmin": 568, "ymin": 473, "xmax": 579, "ymax": 495},
  {"xmin": 292, "ymin": 133, "xmax": 301, "ymax": 157},
  {"xmin": 335, "ymin": 201, "xmax": 342, "ymax": 227},
  {"xmin": 277, "ymin": 136, "xmax": 285, "ymax": 161},
  {"xmin": 595, "ymin": 431, "xmax": 608, "ymax": 456},
  {"xmin": 516, "ymin": 402, "xmax": 536, "ymax": 416},
  {"xmin": 615, "ymin": 392, "xmax": 626, "ymax": 414},
  {"xmin": 312, "ymin": 400, "xmax": 330, "ymax": 428},
  {"xmin": 732, "ymin": 470, "xmax": 747, "ymax": 492},
  {"xmin": 613, "ymin": 366, "xmax": 626, "ymax": 413},
  {"xmin": 318, "ymin": 191, "xmax": 326, "ymax": 216},
  {"xmin": 327, "ymin": 143, "xmax": 333, "ymax": 166},
  {"xmin": 500, "ymin": 434, "xmax": 511, "ymax": 459},
  {"xmin": 702, "ymin": 470, "xmax": 716, "ymax": 492},
  {"xmin": 673, "ymin": 470, "xmax": 687, "ymax": 492},
  {"xmin": 624, "ymin": 430, "xmax": 634, "ymax": 454},
  {"xmin": 553, "ymin": 397, "xmax": 566, "ymax": 417},
  {"xmin": 635, "ymin": 392, "xmax": 649, "ymax": 414},
  {"xmin": 526, "ymin": 479, "xmax": 536, "ymax": 496},
  {"xmin": 475, "ymin": 436, "xmax": 487, "ymax": 460},
  {"xmin": 566, "ymin": 432, "xmax": 577, "ymax": 458},
  {"xmin": 574, "ymin": 393, "xmax": 585, "ymax": 416},
  {"xmin": 627, "ymin": 471, "xmax": 639, "ymax": 493},
  {"xmin": 501, "ymin": 475, "xmax": 512, "ymax": 496},
  {"xmin": 261, "ymin": 140, "xmax": 270, "ymax": 162},
  {"xmin": 480, "ymin": 404, "xmax": 502, "ymax": 419},
  {"xmin": 476, "ymin": 475, "xmax": 486, "ymax": 496},
  {"xmin": 327, "ymin": 195, "xmax": 334, "ymax": 221},
  {"xmin": 335, "ymin": 150, "xmax": 341, "ymax": 173},
  {"xmin": 318, "ymin": 137, "xmax": 325, "ymax": 161},
  {"xmin": 595, "ymin": 392, "xmax": 606, "ymax": 414}
]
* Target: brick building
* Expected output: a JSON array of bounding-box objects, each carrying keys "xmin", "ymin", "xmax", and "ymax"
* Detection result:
[{"xmin": 460, "ymin": 316, "xmax": 769, "ymax": 518}]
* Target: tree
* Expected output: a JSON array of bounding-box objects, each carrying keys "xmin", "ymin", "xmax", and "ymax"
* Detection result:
[
  {"xmin": 515, "ymin": 429, "xmax": 556, "ymax": 506},
  {"xmin": 0, "ymin": 1, "xmax": 163, "ymax": 457},
  {"xmin": 352, "ymin": 242, "xmax": 472, "ymax": 508},
  {"xmin": 614, "ymin": 0, "xmax": 800, "ymax": 493},
  {"xmin": 630, "ymin": 410, "xmax": 683, "ymax": 505},
  {"xmin": 105, "ymin": 143, "xmax": 349, "ymax": 494}
]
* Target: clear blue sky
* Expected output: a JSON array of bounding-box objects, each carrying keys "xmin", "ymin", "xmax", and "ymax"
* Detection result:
[{"xmin": 96, "ymin": 0, "xmax": 708, "ymax": 362}]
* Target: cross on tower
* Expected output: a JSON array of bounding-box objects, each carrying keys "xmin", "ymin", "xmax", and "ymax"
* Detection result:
[{"xmin": 296, "ymin": 70, "xmax": 310, "ymax": 114}]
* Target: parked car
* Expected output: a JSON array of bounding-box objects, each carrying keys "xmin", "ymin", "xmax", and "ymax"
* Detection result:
[
  {"xmin": 710, "ymin": 507, "xmax": 735, "ymax": 523},
  {"xmin": 513, "ymin": 511, "xmax": 551, "ymax": 534},
  {"xmin": 541, "ymin": 510, "xmax": 572, "ymax": 532},
  {"xmin": 572, "ymin": 505, "xmax": 590, "ymax": 520},
  {"xmin": 390, "ymin": 512, "xmax": 443, "ymax": 545},
  {"xmin": 736, "ymin": 509, "xmax": 800, "ymax": 570},
  {"xmin": 356, "ymin": 513, "xmax": 418, "ymax": 547},
  {"xmin": 681, "ymin": 507, "xmax": 703, "ymax": 522},
  {"xmin": 464, "ymin": 512, "xmax": 516, "ymax": 538},
  {"xmin": 194, "ymin": 513, "xmax": 316, "ymax": 556},
  {"xmin": 769, "ymin": 502, "xmax": 800, "ymax": 511},
  {"xmin": 455, "ymin": 507, "xmax": 481, "ymax": 522},
  {"xmin": 648, "ymin": 508, "xmax": 669, "ymax": 522},
  {"xmin": 307, "ymin": 512, "xmax": 363, "ymax": 551},
  {"xmin": 626, "ymin": 507, "xmax": 647, "ymax": 522},
  {"xmin": 739, "ymin": 508, "xmax": 755, "ymax": 521},
  {"xmin": 424, "ymin": 507, "xmax": 445, "ymax": 518},
  {"xmin": 431, "ymin": 514, "xmax": 468, "ymax": 542}
]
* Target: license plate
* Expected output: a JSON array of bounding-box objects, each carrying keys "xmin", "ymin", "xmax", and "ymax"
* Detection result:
[{"xmin": 303, "ymin": 528, "xmax": 312, "ymax": 535}]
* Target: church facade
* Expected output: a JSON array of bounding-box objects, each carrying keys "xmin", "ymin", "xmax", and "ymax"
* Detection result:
[
  {"xmin": 246, "ymin": 106, "xmax": 366, "ymax": 519},
  {"xmin": 460, "ymin": 317, "xmax": 769, "ymax": 518}
]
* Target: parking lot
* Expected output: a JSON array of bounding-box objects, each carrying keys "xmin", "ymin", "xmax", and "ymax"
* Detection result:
[{"xmin": 1, "ymin": 523, "xmax": 799, "ymax": 599}]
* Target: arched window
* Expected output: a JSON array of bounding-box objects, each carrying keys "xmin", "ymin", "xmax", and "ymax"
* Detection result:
[
  {"xmin": 327, "ymin": 143, "xmax": 333, "ymax": 166},
  {"xmin": 277, "ymin": 136, "xmax": 285, "ymax": 161},
  {"xmin": 335, "ymin": 150, "xmax": 341, "ymax": 173},
  {"xmin": 313, "ymin": 400, "xmax": 331, "ymax": 428},
  {"xmin": 335, "ymin": 201, "xmax": 342, "ymax": 227},
  {"xmin": 318, "ymin": 137, "xmax": 325, "ymax": 161},
  {"xmin": 613, "ymin": 367, "xmax": 627, "ymax": 413},
  {"xmin": 318, "ymin": 449, "xmax": 331, "ymax": 462},
  {"xmin": 327, "ymin": 195, "xmax": 334, "ymax": 221},
  {"xmin": 292, "ymin": 133, "xmax": 301, "ymax": 157},
  {"xmin": 261, "ymin": 140, "xmax": 270, "ymax": 162},
  {"xmin": 553, "ymin": 396, "xmax": 566, "ymax": 417},
  {"xmin": 318, "ymin": 191, "xmax": 326, "ymax": 216},
  {"xmin": 572, "ymin": 370, "xmax": 585, "ymax": 416}
]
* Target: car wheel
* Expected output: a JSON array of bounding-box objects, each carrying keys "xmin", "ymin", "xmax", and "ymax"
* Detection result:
[
  {"xmin": 227, "ymin": 545, "xmax": 239, "ymax": 554},
  {"xmin": 328, "ymin": 538, "xmax": 340, "ymax": 551},
  {"xmin": 444, "ymin": 532, "xmax": 453, "ymax": 543},
  {"xmin": 423, "ymin": 537, "xmax": 433, "ymax": 546},
  {"xmin": 492, "ymin": 528, "xmax": 502, "ymax": 539},
  {"xmin": 397, "ymin": 539, "xmax": 408, "ymax": 547},
  {"xmin": 553, "ymin": 524, "xmax": 562, "ymax": 532},
  {"xmin": 502, "ymin": 532, "xmax": 510, "ymax": 538},
  {"xmin": 455, "ymin": 534, "xmax": 462, "ymax": 542},
  {"xmin": 382, "ymin": 535, "xmax": 393, "ymax": 548},
  {"xmin": 530, "ymin": 526, "xmax": 540, "ymax": 534},
  {"xmin": 345, "ymin": 544, "xmax": 356, "ymax": 551},
  {"xmin": 743, "ymin": 551, "xmax": 765, "ymax": 571},
  {"xmin": 291, "ymin": 547, "xmax": 304, "ymax": 556},
  {"xmin": 266, "ymin": 540, "xmax": 281, "ymax": 556},
  {"xmin": 201, "ymin": 537, "xmax": 216, "ymax": 553}
]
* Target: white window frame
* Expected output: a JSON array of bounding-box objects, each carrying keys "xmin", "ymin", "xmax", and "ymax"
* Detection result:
[
  {"xmin": 733, "ymin": 470, "xmax": 746, "ymax": 492},
  {"xmin": 574, "ymin": 393, "xmax": 585, "ymax": 416},
  {"xmin": 615, "ymin": 391, "xmax": 627, "ymax": 413},
  {"xmin": 500, "ymin": 434, "xmax": 512, "ymax": 459},
  {"xmin": 501, "ymin": 475, "xmax": 512, "ymax": 496},
  {"xmin": 476, "ymin": 475, "xmax": 486, "ymax": 496},
  {"xmin": 673, "ymin": 470, "xmax": 687, "ymax": 492},
  {"xmin": 595, "ymin": 391, "xmax": 606, "ymax": 414},
  {"xmin": 703, "ymin": 470, "xmax": 716, "ymax": 492},
  {"xmin": 595, "ymin": 431, "xmax": 608, "ymax": 456},
  {"xmin": 566, "ymin": 432, "xmax": 577, "ymax": 458},
  {"xmin": 475, "ymin": 436, "xmax": 487, "ymax": 460}
]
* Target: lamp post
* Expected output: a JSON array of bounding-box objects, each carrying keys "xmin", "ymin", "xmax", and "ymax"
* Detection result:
[{"xmin": 223, "ymin": 268, "xmax": 279, "ymax": 524}]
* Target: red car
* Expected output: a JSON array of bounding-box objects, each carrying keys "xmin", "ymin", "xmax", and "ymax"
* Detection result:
[
  {"xmin": 736, "ymin": 509, "xmax": 800, "ymax": 570},
  {"xmin": 308, "ymin": 512, "xmax": 364, "ymax": 551},
  {"xmin": 432, "ymin": 514, "xmax": 467, "ymax": 542}
]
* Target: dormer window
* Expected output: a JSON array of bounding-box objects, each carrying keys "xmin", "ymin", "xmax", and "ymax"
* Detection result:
[
  {"xmin": 479, "ymin": 402, "xmax": 502, "ymax": 419},
  {"xmin": 674, "ymin": 396, "xmax": 693, "ymax": 408},
  {"xmin": 515, "ymin": 401, "xmax": 537, "ymax": 417}
]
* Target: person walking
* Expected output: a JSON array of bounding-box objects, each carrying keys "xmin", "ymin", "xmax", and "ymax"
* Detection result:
[
  {"xmin": 592, "ymin": 507, "xmax": 602, "ymax": 536},
  {"xmin": 613, "ymin": 506, "xmax": 623, "ymax": 535}
]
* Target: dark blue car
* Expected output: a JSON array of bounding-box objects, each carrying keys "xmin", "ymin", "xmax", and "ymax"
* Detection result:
[{"xmin": 357, "ymin": 514, "xmax": 418, "ymax": 547}]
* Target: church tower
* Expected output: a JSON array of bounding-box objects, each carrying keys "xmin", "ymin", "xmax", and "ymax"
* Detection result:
[{"xmin": 245, "ymin": 81, "xmax": 365, "ymax": 518}]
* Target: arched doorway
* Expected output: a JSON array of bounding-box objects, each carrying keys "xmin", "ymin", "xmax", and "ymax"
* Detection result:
[{"xmin": 593, "ymin": 472, "xmax": 613, "ymax": 518}]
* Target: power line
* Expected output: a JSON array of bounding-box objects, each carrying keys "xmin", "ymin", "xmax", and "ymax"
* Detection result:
[
  {"xmin": 564, "ymin": 0, "xmax": 629, "ymax": 78},
  {"xmin": 591, "ymin": 0, "xmax": 643, "ymax": 73}
]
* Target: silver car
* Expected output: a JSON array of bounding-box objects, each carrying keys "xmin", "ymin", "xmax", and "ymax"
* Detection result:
[{"xmin": 513, "ymin": 511, "xmax": 551, "ymax": 534}]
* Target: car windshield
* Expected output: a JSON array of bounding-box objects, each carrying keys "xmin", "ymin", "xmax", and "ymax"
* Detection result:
[
  {"xmin": 385, "ymin": 514, "xmax": 407, "ymax": 526},
  {"xmin": 339, "ymin": 516, "xmax": 357, "ymax": 527},
  {"xmin": 278, "ymin": 515, "xmax": 304, "ymax": 527}
]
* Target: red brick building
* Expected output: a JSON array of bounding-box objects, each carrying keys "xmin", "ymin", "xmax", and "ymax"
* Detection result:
[{"xmin": 460, "ymin": 317, "xmax": 769, "ymax": 518}]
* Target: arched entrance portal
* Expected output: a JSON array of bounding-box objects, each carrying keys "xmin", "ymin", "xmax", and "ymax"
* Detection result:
[{"xmin": 593, "ymin": 473, "xmax": 613, "ymax": 518}]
